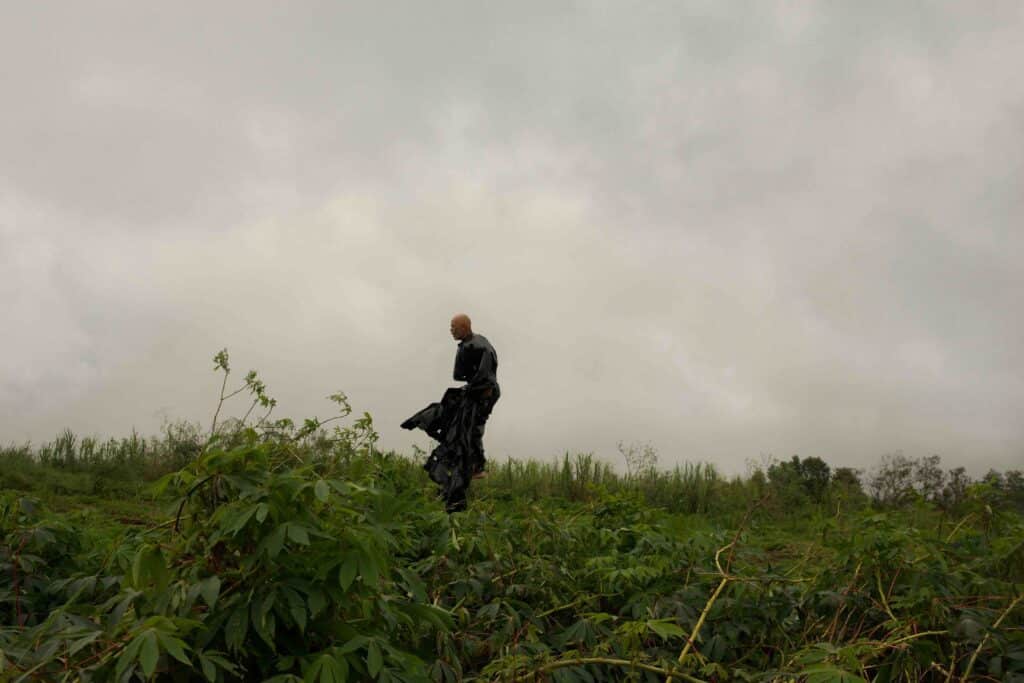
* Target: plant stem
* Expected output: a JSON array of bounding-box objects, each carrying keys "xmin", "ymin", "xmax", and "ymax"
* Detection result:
[
  {"xmin": 667, "ymin": 542, "xmax": 734, "ymax": 683},
  {"xmin": 945, "ymin": 513, "xmax": 975, "ymax": 543},
  {"xmin": 961, "ymin": 593, "xmax": 1023, "ymax": 681}
]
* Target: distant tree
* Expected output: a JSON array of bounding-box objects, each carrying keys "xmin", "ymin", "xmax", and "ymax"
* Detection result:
[
  {"xmin": 939, "ymin": 466, "xmax": 971, "ymax": 510},
  {"xmin": 831, "ymin": 467, "xmax": 864, "ymax": 497},
  {"xmin": 748, "ymin": 468, "xmax": 768, "ymax": 498},
  {"xmin": 617, "ymin": 440, "xmax": 658, "ymax": 479},
  {"xmin": 799, "ymin": 456, "xmax": 832, "ymax": 503},
  {"xmin": 913, "ymin": 454, "xmax": 946, "ymax": 502},
  {"xmin": 768, "ymin": 455, "xmax": 831, "ymax": 505},
  {"xmin": 767, "ymin": 457, "xmax": 805, "ymax": 507},
  {"xmin": 982, "ymin": 469, "xmax": 1005, "ymax": 489},
  {"xmin": 868, "ymin": 452, "xmax": 916, "ymax": 506},
  {"xmin": 1005, "ymin": 470, "xmax": 1024, "ymax": 511}
]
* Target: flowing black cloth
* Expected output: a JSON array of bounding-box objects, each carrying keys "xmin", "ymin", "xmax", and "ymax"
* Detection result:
[{"xmin": 402, "ymin": 388, "xmax": 482, "ymax": 512}]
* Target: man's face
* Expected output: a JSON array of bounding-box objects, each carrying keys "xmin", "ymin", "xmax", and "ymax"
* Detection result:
[{"xmin": 450, "ymin": 317, "xmax": 469, "ymax": 340}]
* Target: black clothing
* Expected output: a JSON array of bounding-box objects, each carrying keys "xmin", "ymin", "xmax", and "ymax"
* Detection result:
[
  {"xmin": 454, "ymin": 334, "xmax": 500, "ymax": 401},
  {"xmin": 401, "ymin": 387, "xmax": 481, "ymax": 512},
  {"xmin": 402, "ymin": 333, "xmax": 500, "ymax": 512},
  {"xmin": 453, "ymin": 333, "xmax": 499, "ymax": 473}
]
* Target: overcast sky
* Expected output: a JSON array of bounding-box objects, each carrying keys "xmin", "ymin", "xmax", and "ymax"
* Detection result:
[{"xmin": 2, "ymin": 2, "xmax": 1022, "ymax": 475}]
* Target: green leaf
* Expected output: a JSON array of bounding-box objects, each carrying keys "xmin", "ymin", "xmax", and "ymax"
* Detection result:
[
  {"xmin": 800, "ymin": 666, "xmax": 867, "ymax": 683},
  {"xmin": 258, "ymin": 613, "xmax": 277, "ymax": 649},
  {"xmin": 315, "ymin": 479, "xmax": 330, "ymax": 503},
  {"xmin": 255, "ymin": 502, "xmax": 270, "ymax": 523},
  {"xmin": 205, "ymin": 652, "xmax": 240, "ymax": 676},
  {"xmin": 68, "ymin": 631, "xmax": 102, "ymax": 655},
  {"xmin": 264, "ymin": 524, "xmax": 287, "ymax": 558},
  {"xmin": 223, "ymin": 504, "xmax": 259, "ymax": 536},
  {"xmin": 283, "ymin": 587, "xmax": 307, "ymax": 633},
  {"xmin": 287, "ymin": 524, "xmax": 310, "ymax": 546},
  {"xmin": 337, "ymin": 636, "xmax": 369, "ymax": 655},
  {"xmin": 131, "ymin": 545, "xmax": 168, "ymax": 589},
  {"xmin": 647, "ymin": 619, "xmax": 686, "ymax": 641},
  {"xmin": 339, "ymin": 556, "xmax": 358, "ymax": 591},
  {"xmin": 397, "ymin": 568, "xmax": 427, "ymax": 603},
  {"xmin": 226, "ymin": 606, "xmax": 249, "ymax": 652},
  {"xmin": 199, "ymin": 576, "xmax": 221, "ymax": 610},
  {"xmin": 359, "ymin": 553, "xmax": 379, "ymax": 587},
  {"xmin": 139, "ymin": 631, "xmax": 159, "ymax": 678},
  {"xmin": 116, "ymin": 633, "xmax": 145, "ymax": 681},
  {"xmin": 307, "ymin": 588, "xmax": 327, "ymax": 617},
  {"xmin": 199, "ymin": 653, "xmax": 217, "ymax": 682},
  {"xmin": 305, "ymin": 653, "xmax": 348, "ymax": 683},
  {"xmin": 156, "ymin": 632, "xmax": 191, "ymax": 665},
  {"xmin": 367, "ymin": 641, "xmax": 383, "ymax": 677}
]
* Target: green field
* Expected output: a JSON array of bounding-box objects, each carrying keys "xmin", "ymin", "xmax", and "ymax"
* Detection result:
[{"xmin": 1, "ymin": 361, "xmax": 1022, "ymax": 681}]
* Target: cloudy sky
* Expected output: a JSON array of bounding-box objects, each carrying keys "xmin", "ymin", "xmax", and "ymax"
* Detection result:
[{"xmin": 3, "ymin": 2, "xmax": 1022, "ymax": 475}]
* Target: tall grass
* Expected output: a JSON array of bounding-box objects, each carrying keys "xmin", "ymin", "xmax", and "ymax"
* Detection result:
[
  {"xmin": 0, "ymin": 435, "xmax": 730, "ymax": 514},
  {"xmin": 477, "ymin": 452, "xmax": 723, "ymax": 514},
  {"xmin": 0, "ymin": 422, "xmax": 203, "ymax": 497}
]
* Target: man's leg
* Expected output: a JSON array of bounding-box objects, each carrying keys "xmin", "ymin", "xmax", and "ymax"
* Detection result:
[
  {"xmin": 470, "ymin": 420, "xmax": 487, "ymax": 475},
  {"xmin": 470, "ymin": 398, "xmax": 493, "ymax": 476}
]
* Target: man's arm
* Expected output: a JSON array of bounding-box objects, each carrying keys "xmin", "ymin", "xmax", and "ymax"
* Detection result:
[{"xmin": 465, "ymin": 346, "xmax": 496, "ymax": 397}]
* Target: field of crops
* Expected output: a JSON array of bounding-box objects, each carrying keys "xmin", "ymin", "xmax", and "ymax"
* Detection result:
[{"xmin": 1, "ymin": 363, "xmax": 1022, "ymax": 681}]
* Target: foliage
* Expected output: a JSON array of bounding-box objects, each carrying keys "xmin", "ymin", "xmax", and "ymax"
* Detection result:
[
  {"xmin": 767, "ymin": 455, "xmax": 832, "ymax": 505},
  {"xmin": 2, "ymin": 351, "xmax": 1022, "ymax": 681}
]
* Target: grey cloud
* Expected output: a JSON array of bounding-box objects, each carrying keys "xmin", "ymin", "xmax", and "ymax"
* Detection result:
[{"xmin": 2, "ymin": 1, "xmax": 1022, "ymax": 474}]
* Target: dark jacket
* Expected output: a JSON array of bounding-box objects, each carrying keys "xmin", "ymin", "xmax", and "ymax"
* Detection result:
[{"xmin": 454, "ymin": 333, "xmax": 500, "ymax": 401}]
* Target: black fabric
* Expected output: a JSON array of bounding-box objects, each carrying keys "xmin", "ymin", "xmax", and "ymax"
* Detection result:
[{"xmin": 402, "ymin": 387, "xmax": 480, "ymax": 512}]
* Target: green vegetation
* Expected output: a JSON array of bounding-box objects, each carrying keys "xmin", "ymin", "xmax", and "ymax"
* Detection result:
[{"xmin": 1, "ymin": 352, "xmax": 1022, "ymax": 681}]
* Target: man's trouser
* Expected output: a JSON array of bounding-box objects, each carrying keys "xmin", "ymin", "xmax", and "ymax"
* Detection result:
[{"xmin": 470, "ymin": 396, "xmax": 496, "ymax": 473}]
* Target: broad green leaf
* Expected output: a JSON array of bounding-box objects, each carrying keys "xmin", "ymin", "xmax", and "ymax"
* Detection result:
[
  {"xmin": 367, "ymin": 641, "xmax": 383, "ymax": 677},
  {"xmin": 315, "ymin": 479, "xmax": 330, "ymax": 503},
  {"xmin": 225, "ymin": 606, "xmax": 249, "ymax": 652},
  {"xmin": 258, "ymin": 613, "xmax": 277, "ymax": 649},
  {"xmin": 115, "ymin": 633, "xmax": 145, "ymax": 681},
  {"xmin": 68, "ymin": 631, "xmax": 102, "ymax": 655},
  {"xmin": 307, "ymin": 588, "xmax": 327, "ymax": 617},
  {"xmin": 305, "ymin": 654, "xmax": 348, "ymax": 683},
  {"xmin": 337, "ymin": 636, "xmax": 369, "ymax": 655},
  {"xmin": 131, "ymin": 545, "xmax": 168, "ymax": 588},
  {"xmin": 156, "ymin": 632, "xmax": 191, "ymax": 665},
  {"xmin": 647, "ymin": 619, "xmax": 686, "ymax": 640},
  {"xmin": 282, "ymin": 587, "xmax": 307, "ymax": 633},
  {"xmin": 339, "ymin": 556, "xmax": 358, "ymax": 591},
  {"xmin": 199, "ymin": 576, "xmax": 221, "ymax": 610},
  {"xmin": 139, "ymin": 631, "xmax": 159, "ymax": 678},
  {"xmin": 199, "ymin": 653, "xmax": 217, "ymax": 682},
  {"xmin": 223, "ymin": 504, "xmax": 259, "ymax": 536},
  {"xmin": 800, "ymin": 666, "xmax": 867, "ymax": 683},
  {"xmin": 287, "ymin": 524, "xmax": 310, "ymax": 546},
  {"xmin": 397, "ymin": 568, "xmax": 427, "ymax": 603},
  {"xmin": 264, "ymin": 524, "xmax": 287, "ymax": 558},
  {"xmin": 359, "ymin": 553, "xmax": 379, "ymax": 587}
]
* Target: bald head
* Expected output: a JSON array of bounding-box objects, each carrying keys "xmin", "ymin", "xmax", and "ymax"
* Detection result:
[{"xmin": 450, "ymin": 313, "xmax": 473, "ymax": 341}]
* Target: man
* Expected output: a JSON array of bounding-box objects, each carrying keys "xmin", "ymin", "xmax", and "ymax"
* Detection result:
[
  {"xmin": 449, "ymin": 313, "xmax": 500, "ymax": 477},
  {"xmin": 401, "ymin": 314, "xmax": 500, "ymax": 512}
]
